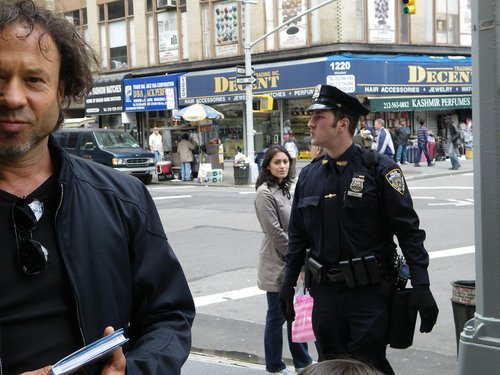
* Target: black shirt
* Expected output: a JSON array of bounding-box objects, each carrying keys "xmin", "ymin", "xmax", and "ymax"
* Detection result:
[{"xmin": 0, "ymin": 172, "xmax": 81, "ymax": 374}]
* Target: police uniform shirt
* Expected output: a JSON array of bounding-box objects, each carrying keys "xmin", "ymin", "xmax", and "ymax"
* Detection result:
[{"xmin": 285, "ymin": 143, "xmax": 430, "ymax": 287}]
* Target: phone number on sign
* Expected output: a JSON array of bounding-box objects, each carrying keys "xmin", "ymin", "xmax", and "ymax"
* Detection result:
[{"xmin": 383, "ymin": 101, "xmax": 410, "ymax": 110}]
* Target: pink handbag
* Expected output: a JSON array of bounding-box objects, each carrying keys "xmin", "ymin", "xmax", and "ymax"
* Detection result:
[{"xmin": 291, "ymin": 293, "xmax": 316, "ymax": 343}]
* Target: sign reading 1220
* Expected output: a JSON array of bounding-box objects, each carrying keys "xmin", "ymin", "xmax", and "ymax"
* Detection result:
[{"xmin": 330, "ymin": 61, "xmax": 351, "ymax": 71}]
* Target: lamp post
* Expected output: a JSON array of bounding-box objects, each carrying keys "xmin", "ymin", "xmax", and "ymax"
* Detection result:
[{"xmin": 240, "ymin": 0, "xmax": 337, "ymax": 181}]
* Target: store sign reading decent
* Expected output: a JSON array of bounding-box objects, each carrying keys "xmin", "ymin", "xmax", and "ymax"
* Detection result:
[
  {"xmin": 326, "ymin": 54, "xmax": 472, "ymax": 95},
  {"xmin": 178, "ymin": 58, "xmax": 326, "ymax": 106}
]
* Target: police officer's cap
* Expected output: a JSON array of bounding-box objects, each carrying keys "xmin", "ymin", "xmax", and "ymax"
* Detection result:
[{"xmin": 306, "ymin": 84, "xmax": 370, "ymax": 116}]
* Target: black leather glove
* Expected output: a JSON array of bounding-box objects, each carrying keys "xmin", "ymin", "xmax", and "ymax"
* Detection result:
[
  {"xmin": 412, "ymin": 285, "xmax": 439, "ymax": 333},
  {"xmin": 278, "ymin": 284, "xmax": 295, "ymax": 322}
]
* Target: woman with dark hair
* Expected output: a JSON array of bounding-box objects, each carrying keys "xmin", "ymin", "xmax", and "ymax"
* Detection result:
[{"xmin": 255, "ymin": 145, "xmax": 312, "ymax": 375}]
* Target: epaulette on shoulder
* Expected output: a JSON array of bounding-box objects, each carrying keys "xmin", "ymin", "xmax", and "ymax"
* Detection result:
[
  {"xmin": 311, "ymin": 155, "xmax": 325, "ymax": 164},
  {"xmin": 361, "ymin": 149, "xmax": 380, "ymax": 171}
]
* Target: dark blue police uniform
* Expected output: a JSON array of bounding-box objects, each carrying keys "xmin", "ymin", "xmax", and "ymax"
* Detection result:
[
  {"xmin": 279, "ymin": 84, "xmax": 438, "ymax": 375},
  {"xmin": 284, "ymin": 144, "xmax": 430, "ymax": 374}
]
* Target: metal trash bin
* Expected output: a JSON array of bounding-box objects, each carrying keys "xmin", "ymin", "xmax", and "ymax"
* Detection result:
[
  {"xmin": 233, "ymin": 163, "xmax": 249, "ymax": 185},
  {"xmin": 451, "ymin": 280, "xmax": 476, "ymax": 354}
]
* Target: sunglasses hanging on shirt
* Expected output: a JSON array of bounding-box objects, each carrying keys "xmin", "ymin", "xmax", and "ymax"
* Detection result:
[{"xmin": 12, "ymin": 198, "xmax": 50, "ymax": 276}]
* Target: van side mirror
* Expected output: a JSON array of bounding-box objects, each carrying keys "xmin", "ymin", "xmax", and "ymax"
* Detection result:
[{"xmin": 83, "ymin": 142, "xmax": 95, "ymax": 150}]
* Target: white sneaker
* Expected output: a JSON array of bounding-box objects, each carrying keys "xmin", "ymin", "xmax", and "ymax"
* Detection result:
[
  {"xmin": 267, "ymin": 369, "xmax": 294, "ymax": 375},
  {"xmin": 295, "ymin": 361, "xmax": 317, "ymax": 373}
]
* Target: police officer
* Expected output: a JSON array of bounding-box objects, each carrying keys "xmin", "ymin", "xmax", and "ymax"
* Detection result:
[{"xmin": 278, "ymin": 84, "xmax": 439, "ymax": 375}]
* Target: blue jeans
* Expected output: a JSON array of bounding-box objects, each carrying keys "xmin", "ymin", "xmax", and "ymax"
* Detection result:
[
  {"xmin": 265, "ymin": 292, "xmax": 312, "ymax": 372},
  {"xmin": 181, "ymin": 162, "xmax": 192, "ymax": 181},
  {"xmin": 153, "ymin": 150, "xmax": 160, "ymax": 166},
  {"xmin": 415, "ymin": 143, "xmax": 433, "ymax": 166},
  {"xmin": 395, "ymin": 144, "xmax": 407, "ymax": 163},
  {"xmin": 448, "ymin": 143, "xmax": 461, "ymax": 169}
]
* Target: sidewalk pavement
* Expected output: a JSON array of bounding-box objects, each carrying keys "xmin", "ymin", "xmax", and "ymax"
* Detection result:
[{"xmin": 154, "ymin": 155, "xmax": 474, "ymax": 187}]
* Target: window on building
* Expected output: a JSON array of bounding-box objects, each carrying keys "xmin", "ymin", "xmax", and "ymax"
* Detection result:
[
  {"xmin": 201, "ymin": 0, "xmax": 241, "ymax": 59},
  {"xmin": 354, "ymin": 0, "xmax": 366, "ymax": 42},
  {"xmin": 147, "ymin": 0, "xmax": 187, "ymax": 64},
  {"xmin": 64, "ymin": 7, "xmax": 88, "ymax": 44},
  {"xmin": 99, "ymin": 0, "xmax": 135, "ymax": 71},
  {"xmin": 436, "ymin": 0, "xmax": 460, "ymax": 44},
  {"xmin": 459, "ymin": 0, "xmax": 471, "ymax": 45}
]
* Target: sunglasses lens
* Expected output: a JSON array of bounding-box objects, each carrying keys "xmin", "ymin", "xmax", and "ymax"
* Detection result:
[
  {"xmin": 18, "ymin": 240, "xmax": 49, "ymax": 275},
  {"xmin": 13, "ymin": 199, "xmax": 43, "ymax": 232}
]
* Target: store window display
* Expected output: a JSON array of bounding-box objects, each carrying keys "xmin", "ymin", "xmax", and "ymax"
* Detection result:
[{"xmin": 284, "ymin": 98, "xmax": 313, "ymax": 158}]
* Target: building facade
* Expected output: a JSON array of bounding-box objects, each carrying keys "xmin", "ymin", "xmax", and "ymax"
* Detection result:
[{"xmin": 54, "ymin": 0, "xmax": 472, "ymax": 159}]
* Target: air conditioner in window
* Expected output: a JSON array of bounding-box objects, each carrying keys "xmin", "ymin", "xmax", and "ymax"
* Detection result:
[{"xmin": 157, "ymin": 0, "xmax": 177, "ymax": 8}]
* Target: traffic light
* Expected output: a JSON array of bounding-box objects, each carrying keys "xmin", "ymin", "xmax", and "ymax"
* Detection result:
[
  {"xmin": 402, "ymin": 0, "xmax": 416, "ymax": 14},
  {"xmin": 252, "ymin": 95, "xmax": 274, "ymax": 112}
]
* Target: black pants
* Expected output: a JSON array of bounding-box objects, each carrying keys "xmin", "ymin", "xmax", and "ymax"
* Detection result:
[{"xmin": 310, "ymin": 280, "xmax": 395, "ymax": 375}]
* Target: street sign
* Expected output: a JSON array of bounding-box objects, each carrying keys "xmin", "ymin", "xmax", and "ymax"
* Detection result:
[
  {"xmin": 236, "ymin": 75, "xmax": 257, "ymax": 85},
  {"xmin": 236, "ymin": 65, "xmax": 255, "ymax": 76}
]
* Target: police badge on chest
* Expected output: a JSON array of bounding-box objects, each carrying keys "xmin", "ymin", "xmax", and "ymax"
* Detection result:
[{"xmin": 347, "ymin": 173, "xmax": 365, "ymax": 198}]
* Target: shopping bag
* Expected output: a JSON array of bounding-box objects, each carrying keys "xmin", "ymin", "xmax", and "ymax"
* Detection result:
[{"xmin": 291, "ymin": 293, "xmax": 316, "ymax": 343}]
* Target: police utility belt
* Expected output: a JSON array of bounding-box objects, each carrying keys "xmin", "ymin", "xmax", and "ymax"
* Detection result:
[{"xmin": 307, "ymin": 255, "xmax": 382, "ymax": 288}]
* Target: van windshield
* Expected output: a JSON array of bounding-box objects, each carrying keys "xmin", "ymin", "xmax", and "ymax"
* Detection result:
[{"xmin": 95, "ymin": 132, "xmax": 141, "ymax": 149}]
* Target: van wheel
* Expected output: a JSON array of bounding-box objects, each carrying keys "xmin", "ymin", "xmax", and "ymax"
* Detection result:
[{"xmin": 141, "ymin": 174, "xmax": 153, "ymax": 185}]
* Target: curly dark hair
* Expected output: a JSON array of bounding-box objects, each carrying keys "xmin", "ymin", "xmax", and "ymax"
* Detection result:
[
  {"xmin": 255, "ymin": 145, "xmax": 293, "ymax": 195},
  {"xmin": 0, "ymin": 0, "xmax": 99, "ymax": 106}
]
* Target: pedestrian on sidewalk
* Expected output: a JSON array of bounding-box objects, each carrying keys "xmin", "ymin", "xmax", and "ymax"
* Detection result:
[
  {"xmin": 414, "ymin": 120, "xmax": 435, "ymax": 167},
  {"xmin": 149, "ymin": 128, "xmax": 164, "ymax": 166},
  {"xmin": 353, "ymin": 121, "xmax": 373, "ymax": 150},
  {"xmin": 255, "ymin": 146, "xmax": 313, "ymax": 375},
  {"xmin": 374, "ymin": 119, "xmax": 395, "ymax": 157},
  {"xmin": 177, "ymin": 133, "xmax": 196, "ymax": 180},
  {"xmin": 442, "ymin": 115, "xmax": 462, "ymax": 170},
  {"xmin": 394, "ymin": 119, "xmax": 411, "ymax": 164},
  {"xmin": 284, "ymin": 132, "xmax": 300, "ymax": 180},
  {"xmin": 279, "ymin": 84, "xmax": 438, "ymax": 375}
]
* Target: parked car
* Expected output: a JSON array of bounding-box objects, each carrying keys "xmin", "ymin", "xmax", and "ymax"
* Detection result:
[{"xmin": 53, "ymin": 128, "xmax": 155, "ymax": 184}]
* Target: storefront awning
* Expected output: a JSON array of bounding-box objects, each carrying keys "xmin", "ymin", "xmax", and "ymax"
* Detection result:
[
  {"xmin": 178, "ymin": 57, "xmax": 327, "ymax": 106},
  {"xmin": 85, "ymin": 72, "xmax": 130, "ymax": 116},
  {"xmin": 124, "ymin": 73, "xmax": 183, "ymax": 112},
  {"xmin": 367, "ymin": 94, "xmax": 472, "ymax": 112}
]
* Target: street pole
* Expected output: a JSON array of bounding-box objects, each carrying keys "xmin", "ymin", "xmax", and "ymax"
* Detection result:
[
  {"xmin": 241, "ymin": 0, "xmax": 336, "ymax": 181},
  {"xmin": 457, "ymin": 2, "xmax": 500, "ymax": 373},
  {"xmin": 243, "ymin": 0, "xmax": 255, "ymax": 167}
]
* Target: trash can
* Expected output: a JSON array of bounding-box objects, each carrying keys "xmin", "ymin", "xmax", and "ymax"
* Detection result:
[
  {"xmin": 451, "ymin": 280, "xmax": 476, "ymax": 354},
  {"xmin": 233, "ymin": 163, "xmax": 249, "ymax": 185}
]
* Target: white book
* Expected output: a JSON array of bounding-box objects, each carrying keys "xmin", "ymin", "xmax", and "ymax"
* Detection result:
[{"xmin": 49, "ymin": 328, "xmax": 128, "ymax": 375}]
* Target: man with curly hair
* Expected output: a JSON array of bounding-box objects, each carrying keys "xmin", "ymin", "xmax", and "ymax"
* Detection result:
[{"xmin": 0, "ymin": 1, "xmax": 194, "ymax": 374}]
